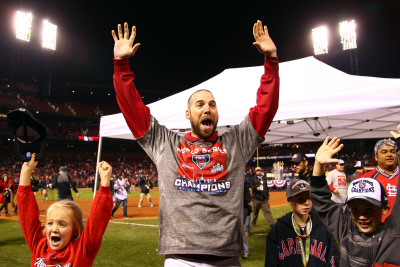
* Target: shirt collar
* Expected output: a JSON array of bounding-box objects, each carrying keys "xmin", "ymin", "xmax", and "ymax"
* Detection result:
[{"xmin": 184, "ymin": 131, "xmax": 218, "ymax": 142}]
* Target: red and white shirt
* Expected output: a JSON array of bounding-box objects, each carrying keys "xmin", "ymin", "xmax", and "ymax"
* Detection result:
[{"xmin": 362, "ymin": 167, "xmax": 399, "ymax": 222}]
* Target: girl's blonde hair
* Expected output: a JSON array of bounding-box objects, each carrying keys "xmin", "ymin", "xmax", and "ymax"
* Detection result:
[{"xmin": 45, "ymin": 200, "xmax": 84, "ymax": 240}]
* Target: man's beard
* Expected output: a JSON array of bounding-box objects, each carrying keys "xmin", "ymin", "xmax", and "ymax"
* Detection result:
[{"xmin": 190, "ymin": 119, "xmax": 217, "ymax": 140}]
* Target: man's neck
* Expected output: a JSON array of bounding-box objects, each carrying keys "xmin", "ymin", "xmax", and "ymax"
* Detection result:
[
  {"xmin": 300, "ymin": 169, "xmax": 308, "ymax": 177},
  {"xmin": 377, "ymin": 165, "xmax": 398, "ymax": 175}
]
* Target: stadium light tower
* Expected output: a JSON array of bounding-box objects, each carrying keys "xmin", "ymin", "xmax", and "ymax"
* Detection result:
[
  {"xmin": 339, "ymin": 20, "xmax": 357, "ymax": 50},
  {"xmin": 339, "ymin": 20, "xmax": 359, "ymax": 74},
  {"xmin": 15, "ymin": 11, "xmax": 33, "ymax": 42},
  {"xmin": 41, "ymin": 19, "xmax": 57, "ymax": 96},
  {"xmin": 42, "ymin": 20, "xmax": 57, "ymax": 51},
  {"xmin": 312, "ymin": 26, "xmax": 328, "ymax": 55}
]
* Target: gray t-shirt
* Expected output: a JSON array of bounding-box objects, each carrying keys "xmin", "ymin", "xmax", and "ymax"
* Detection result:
[{"xmin": 137, "ymin": 115, "xmax": 262, "ymax": 256}]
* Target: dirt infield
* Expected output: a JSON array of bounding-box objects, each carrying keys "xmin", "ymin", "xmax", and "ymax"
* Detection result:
[{"xmin": 1, "ymin": 191, "xmax": 288, "ymax": 222}]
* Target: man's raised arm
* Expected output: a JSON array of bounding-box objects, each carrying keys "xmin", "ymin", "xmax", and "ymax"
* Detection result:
[
  {"xmin": 249, "ymin": 20, "xmax": 280, "ymax": 139},
  {"xmin": 112, "ymin": 22, "xmax": 150, "ymax": 138}
]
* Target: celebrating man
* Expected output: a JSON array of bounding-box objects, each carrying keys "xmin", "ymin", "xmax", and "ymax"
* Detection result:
[{"xmin": 112, "ymin": 20, "xmax": 279, "ymax": 266}]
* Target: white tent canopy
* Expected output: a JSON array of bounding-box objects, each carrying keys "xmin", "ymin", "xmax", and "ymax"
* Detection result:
[{"xmin": 100, "ymin": 56, "xmax": 400, "ymax": 144}]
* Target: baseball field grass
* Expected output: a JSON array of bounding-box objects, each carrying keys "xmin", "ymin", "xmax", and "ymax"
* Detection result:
[
  {"xmin": 0, "ymin": 198, "xmax": 291, "ymax": 266},
  {"xmin": 33, "ymin": 187, "xmax": 160, "ymax": 201}
]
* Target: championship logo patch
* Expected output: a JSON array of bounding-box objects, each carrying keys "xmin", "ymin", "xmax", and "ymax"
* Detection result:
[
  {"xmin": 210, "ymin": 163, "xmax": 224, "ymax": 173},
  {"xmin": 192, "ymin": 154, "xmax": 210, "ymax": 170},
  {"xmin": 350, "ymin": 179, "xmax": 377, "ymax": 195}
]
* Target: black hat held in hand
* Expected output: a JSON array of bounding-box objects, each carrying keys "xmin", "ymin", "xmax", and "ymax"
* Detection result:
[{"xmin": 6, "ymin": 108, "xmax": 46, "ymax": 162}]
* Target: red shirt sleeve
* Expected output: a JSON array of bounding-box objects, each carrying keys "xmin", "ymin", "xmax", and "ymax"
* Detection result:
[
  {"xmin": 248, "ymin": 56, "xmax": 280, "ymax": 139},
  {"xmin": 16, "ymin": 185, "xmax": 44, "ymax": 253},
  {"xmin": 81, "ymin": 185, "xmax": 113, "ymax": 259},
  {"xmin": 113, "ymin": 59, "xmax": 151, "ymax": 138},
  {"xmin": 328, "ymin": 185, "xmax": 337, "ymax": 192}
]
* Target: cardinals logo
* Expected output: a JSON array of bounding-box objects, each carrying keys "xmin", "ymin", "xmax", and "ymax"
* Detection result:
[{"xmin": 192, "ymin": 154, "xmax": 210, "ymax": 170}]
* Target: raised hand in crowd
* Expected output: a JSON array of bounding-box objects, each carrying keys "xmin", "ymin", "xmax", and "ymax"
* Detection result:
[
  {"xmin": 390, "ymin": 124, "xmax": 400, "ymax": 139},
  {"xmin": 313, "ymin": 137, "xmax": 344, "ymax": 176},
  {"xmin": 253, "ymin": 20, "xmax": 277, "ymax": 57},
  {"xmin": 19, "ymin": 153, "xmax": 39, "ymax": 186},
  {"xmin": 98, "ymin": 161, "xmax": 112, "ymax": 187},
  {"xmin": 112, "ymin": 22, "xmax": 141, "ymax": 60}
]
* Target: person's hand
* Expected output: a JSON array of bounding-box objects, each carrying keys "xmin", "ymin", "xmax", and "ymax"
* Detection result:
[
  {"xmin": 333, "ymin": 189, "xmax": 339, "ymax": 194},
  {"xmin": 256, "ymin": 187, "xmax": 261, "ymax": 190},
  {"xmin": 98, "ymin": 161, "xmax": 112, "ymax": 187},
  {"xmin": 21, "ymin": 153, "xmax": 39, "ymax": 174},
  {"xmin": 390, "ymin": 124, "xmax": 400, "ymax": 139},
  {"xmin": 19, "ymin": 153, "xmax": 39, "ymax": 186},
  {"xmin": 76, "ymin": 192, "xmax": 80, "ymax": 198},
  {"xmin": 112, "ymin": 22, "xmax": 141, "ymax": 59},
  {"xmin": 315, "ymin": 137, "xmax": 343, "ymax": 165},
  {"xmin": 253, "ymin": 20, "xmax": 277, "ymax": 57}
]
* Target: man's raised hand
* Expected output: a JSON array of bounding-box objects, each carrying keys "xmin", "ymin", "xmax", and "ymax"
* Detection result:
[
  {"xmin": 112, "ymin": 22, "xmax": 141, "ymax": 59},
  {"xmin": 253, "ymin": 20, "xmax": 277, "ymax": 57},
  {"xmin": 315, "ymin": 137, "xmax": 344, "ymax": 165},
  {"xmin": 390, "ymin": 124, "xmax": 400, "ymax": 139}
]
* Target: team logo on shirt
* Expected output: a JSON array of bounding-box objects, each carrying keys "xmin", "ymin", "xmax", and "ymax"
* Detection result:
[
  {"xmin": 387, "ymin": 183, "xmax": 397, "ymax": 197},
  {"xmin": 192, "ymin": 154, "xmax": 210, "ymax": 170},
  {"xmin": 210, "ymin": 163, "xmax": 224, "ymax": 173},
  {"xmin": 175, "ymin": 141, "xmax": 229, "ymax": 193}
]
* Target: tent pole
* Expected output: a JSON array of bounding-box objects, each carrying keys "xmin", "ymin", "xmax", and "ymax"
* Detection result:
[
  {"xmin": 93, "ymin": 136, "xmax": 104, "ymax": 199},
  {"xmin": 257, "ymin": 147, "xmax": 259, "ymax": 167}
]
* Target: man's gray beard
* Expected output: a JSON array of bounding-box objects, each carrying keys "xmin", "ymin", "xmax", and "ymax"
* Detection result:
[{"xmin": 190, "ymin": 120, "xmax": 217, "ymax": 140}]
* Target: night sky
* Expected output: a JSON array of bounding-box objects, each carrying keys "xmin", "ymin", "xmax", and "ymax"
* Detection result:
[{"xmin": 0, "ymin": 0, "xmax": 399, "ymax": 103}]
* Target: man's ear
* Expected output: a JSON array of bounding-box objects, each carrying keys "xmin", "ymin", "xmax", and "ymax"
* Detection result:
[
  {"xmin": 185, "ymin": 110, "xmax": 190, "ymax": 120},
  {"xmin": 382, "ymin": 204, "xmax": 390, "ymax": 215},
  {"xmin": 374, "ymin": 154, "xmax": 378, "ymax": 162},
  {"xmin": 304, "ymin": 160, "xmax": 308, "ymax": 167}
]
